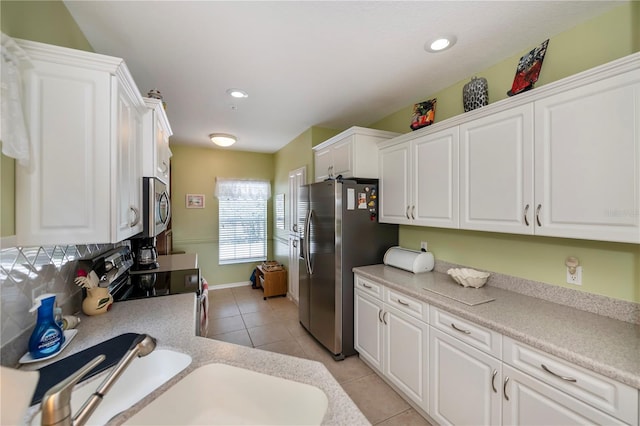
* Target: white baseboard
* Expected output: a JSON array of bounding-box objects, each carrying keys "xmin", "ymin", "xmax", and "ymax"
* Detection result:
[{"xmin": 208, "ymin": 281, "xmax": 251, "ymax": 290}]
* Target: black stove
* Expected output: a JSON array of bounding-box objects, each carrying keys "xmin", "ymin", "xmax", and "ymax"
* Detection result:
[{"xmin": 81, "ymin": 246, "xmax": 201, "ymax": 303}]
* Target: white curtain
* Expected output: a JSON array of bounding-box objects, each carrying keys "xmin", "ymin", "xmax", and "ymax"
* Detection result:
[
  {"xmin": 1, "ymin": 32, "xmax": 31, "ymax": 166},
  {"xmin": 214, "ymin": 178, "xmax": 271, "ymax": 201}
]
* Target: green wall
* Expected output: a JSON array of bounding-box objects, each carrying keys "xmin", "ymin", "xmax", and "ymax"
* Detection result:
[
  {"xmin": 365, "ymin": 3, "xmax": 640, "ymax": 302},
  {"xmin": 0, "ymin": 0, "xmax": 92, "ymax": 239},
  {"xmin": 170, "ymin": 145, "xmax": 275, "ymax": 286}
]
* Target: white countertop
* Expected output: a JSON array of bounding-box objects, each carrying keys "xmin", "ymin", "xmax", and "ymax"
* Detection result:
[{"xmin": 22, "ymin": 294, "xmax": 368, "ymax": 425}]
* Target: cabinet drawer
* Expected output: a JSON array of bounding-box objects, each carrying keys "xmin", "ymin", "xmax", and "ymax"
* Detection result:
[
  {"xmin": 354, "ymin": 275, "xmax": 383, "ymax": 299},
  {"xmin": 430, "ymin": 307, "xmax": 501, "ymax": 358},
  {"xmin": 503, "ymin": 337, "xmax": 638, "ymax": 425},
  {"xmin": 384, "ymin": 288, "xmax": 428, "ymax": 322}
]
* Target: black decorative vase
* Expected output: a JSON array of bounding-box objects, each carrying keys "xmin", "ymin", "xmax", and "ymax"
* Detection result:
[{"xmin": 463, "ymin": 77, "xmax": 489, "ymax": 112}]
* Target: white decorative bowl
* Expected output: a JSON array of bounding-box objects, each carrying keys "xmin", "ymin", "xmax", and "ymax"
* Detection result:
[{"xmin": 447, "ymin": 268, "xmax": 490, "ymax": 288}]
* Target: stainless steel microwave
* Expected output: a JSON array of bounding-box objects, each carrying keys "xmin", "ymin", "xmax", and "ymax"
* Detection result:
[{"xmin": 142, "ymin": 177, "xmax": 171, "ymax": 237}]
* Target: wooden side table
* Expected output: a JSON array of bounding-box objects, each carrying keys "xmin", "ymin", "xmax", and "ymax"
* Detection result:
[{"xmin": 255, "ymin": 265, "xmax": 287, "ymax": 300}]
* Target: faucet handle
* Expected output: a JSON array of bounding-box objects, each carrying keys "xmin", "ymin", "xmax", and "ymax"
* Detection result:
[{"xmin": 41, "ymin": 355, "xmax": 106, "ymax": 426}]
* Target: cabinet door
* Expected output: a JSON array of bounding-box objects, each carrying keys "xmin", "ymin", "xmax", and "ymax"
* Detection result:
[
  {"xmin": 460, "ymin": 105, "xmax": 534, "ymax": 234},
  {"xmin": 502, "ymin": 365, "xmax": 624, "ymax": 426},
  {"xmin": 378, "ymin": 142, "xmax": 411, "ymax": 224},
  {"xmin": 429, "ymin": 328, "xmax": 502, "ymax": 426},
  {"xmin": 314, "ymin": 148, "xmax": 332, "ymax": 182},
  {"xmin": 412, "ymin": 128, "xmax": 459, "ymax": 228},
  {"xmin": 354, "ymin": 289, "xmax": 384, "ymax": 371},
  {"xmin": 534, "ymin": 70, "xmax": 640, "ymax": 243},
  {"xmin": 114, "ymin": 79, "xmax": 143, "ymax": 241},
  {"xmin": 331, "ymin": 136, "xmax": 354, "ymax": 178},
  {"xmin": 384, "ymin": 305, "xmax": 429, "ymax": 411},
  {"xmin": 155, "ymin": 118, "xmax": 171, "ymax": 185},
  {"xmin": 16, "ymin": 63, "xmax": 112, "ymax": 245}
]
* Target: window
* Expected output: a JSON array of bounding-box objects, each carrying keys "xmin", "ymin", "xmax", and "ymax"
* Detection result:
[{"xmin": 215, "ymin": 179, "xmax": 270, "ymax": 264}]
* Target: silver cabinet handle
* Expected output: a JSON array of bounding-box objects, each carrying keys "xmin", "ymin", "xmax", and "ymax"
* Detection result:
[
  {"xmin": 536, "ymin": 204, "xmax": 542, "ymax": 227},
  {"xmin": 405, "ymin": 206, "xmax": 411, "ymax": 219},
  {"xmin": 362, "ymin": 283, "xmax": 372, "ymax": 289},
  {"xmin": 451, "ymin": 323, "xmax": 471, "ymax": 334},
  {"xmin": 382, "ymin": 311, "xmax": 388, "ymax": 325},
  {"xmin": 292, "ymin": 240, "xmax": 297, "ymax": 248},
  {"xmin": 378, "ymin": 309, "xmax": 383, "ymax": 323},
  {"xmin": 541, "ymin": 364, "xmax": 577, "ymax": 382},
  {"xmin": 292, "ymin": 223, "xmax": 298, "ymax": 233},
  {"xmin": 161, "ymin": 161, "xmax": 169, "ymax": 174},
  {"xmin": 503, "ymin": 376, "xmax": 510, "ymax": 401},
  {"xmin": 524, "ymin": 204, "xmax": 530, "ymax": 226},
  {"xmin": 491, "ymin": 369, "xmax": 498, "ymax": 393},
  {"xmin": 397, "ymin": 299, "xmax": 409, "ymax": 306},
  {"xmin": 130, "ymin": 206, "xmax": 140, "ymax": 227},
  {"xmin": 411, "ymin": 205, "xmax": 415, "ymax": 220}
]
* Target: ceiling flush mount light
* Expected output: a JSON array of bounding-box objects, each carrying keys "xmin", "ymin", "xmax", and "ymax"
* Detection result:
[
  {"xmin": 226, "ymin": 88, "xmax": 248, "ymax": 98},
  {"xmin": 209, "ymin": 133, "xmax": 237, "ymax": 147},
  {"xmin": 424, "ymin": 35, "xmax": 457, "ymax": 53}
]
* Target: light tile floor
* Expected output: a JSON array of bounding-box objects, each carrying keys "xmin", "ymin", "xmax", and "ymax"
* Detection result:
[{"xmin": 207, "ymin": 285, "xmax": 432, "ymax": 426}]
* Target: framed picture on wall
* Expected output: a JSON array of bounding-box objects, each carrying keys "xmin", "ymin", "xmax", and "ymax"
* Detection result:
[{"xmin": 186, "ymin": 194, "xmax": 205, "ymax": 209}]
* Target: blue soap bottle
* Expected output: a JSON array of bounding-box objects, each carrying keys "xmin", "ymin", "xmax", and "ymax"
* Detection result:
[{"xmin": 28, "ymin": 294, "xmax": 65, "ymax": 359}]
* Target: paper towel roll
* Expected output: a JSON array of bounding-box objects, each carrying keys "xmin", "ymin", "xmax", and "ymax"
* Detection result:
[{"xmin": 383, "ymin": 246, "xmax": 434, "ymax": 273}]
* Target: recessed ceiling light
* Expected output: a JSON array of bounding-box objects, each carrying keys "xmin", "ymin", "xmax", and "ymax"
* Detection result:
[
  {"xmin": 424, "ymin": 36, "xmax": 457, "ymax": 53},
  {"xmin": 226, "ymin": 88, "xmax": 248, "ymax": 98},
  {"xmin": 209, "ymin": 133, "xmax": 237, "ymax": 147}
]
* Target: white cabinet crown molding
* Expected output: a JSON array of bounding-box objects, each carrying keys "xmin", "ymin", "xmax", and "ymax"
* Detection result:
[
  {"xmin": 143, "ymin": 98, "xmax": 173, "ymax": 136},
  {"xmin": 313, "ymin": 126, "xmax": 399, "ymax": 151},
  {"xmin": 16, "ymin": 38, "xmax": 123, "ymax": 73}
]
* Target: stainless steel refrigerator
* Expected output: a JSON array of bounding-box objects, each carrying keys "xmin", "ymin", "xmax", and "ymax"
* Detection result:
[{"xmin": 298, "ymin": 179, "xmax": 398, "ymax": 360}]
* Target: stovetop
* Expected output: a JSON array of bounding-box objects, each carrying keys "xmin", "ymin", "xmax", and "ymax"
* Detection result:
[{"xmin": 80, "ymin": 246, "xmax": 201, "ymax": 303}]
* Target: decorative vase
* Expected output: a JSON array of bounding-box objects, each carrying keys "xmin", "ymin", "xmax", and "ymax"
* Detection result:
[
  {"xmin": 463, "ymin": 77, "xmax": 489, "ymax": 112},
  {"xmin": 82, "ymin": 287, "xmax": 113, "ymax": 316}
]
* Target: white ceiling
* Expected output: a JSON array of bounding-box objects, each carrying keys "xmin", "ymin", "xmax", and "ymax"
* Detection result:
[{"xmin": 64, "ymin": 1, "xmax": 623, "ymax": 153}]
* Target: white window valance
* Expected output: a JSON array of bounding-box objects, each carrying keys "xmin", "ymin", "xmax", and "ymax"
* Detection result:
[{"xmin": 214, "ymin": 178, "xmax": 271, "ymax": 201}]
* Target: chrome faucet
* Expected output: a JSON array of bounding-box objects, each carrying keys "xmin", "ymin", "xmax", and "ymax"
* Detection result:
[{"xmin": 40, "ymin": 334, "xmax": 157, "ymax": 426}]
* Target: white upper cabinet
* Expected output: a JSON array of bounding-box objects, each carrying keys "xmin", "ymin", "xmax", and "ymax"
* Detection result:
[
  {"xmin": 142, "ymin": 98, "xmax": 173, "ymax": 191},
  {"xmin": 15, "ymin": 39, "xmax": 146, "ymax": 245},
  {"xmin": 378, "ymin": 52, "xmax": 640, "ymax": 244},
  {"xmin": 459, "ymin": 104, "xmax": 534, "ymax": 234},
  {"xmin": 379, "ymin": 127, "xmax": 459, "ymax": 228},
  {"xmin": 313, "ymin": 127, "xmax": 398, "ymax": 182},
  {"xmin": 534, "ymin": 69, "xmax": 640, "ymax": 243}
]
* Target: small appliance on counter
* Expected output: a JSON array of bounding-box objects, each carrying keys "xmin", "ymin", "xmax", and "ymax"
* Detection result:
[
  {"xmin": 383, "ymin": 246, "xmax": 435, "ymax": 273},
  {"xmin": 131, "ymin": 236, "xmax": 159, "ymax": 271}
]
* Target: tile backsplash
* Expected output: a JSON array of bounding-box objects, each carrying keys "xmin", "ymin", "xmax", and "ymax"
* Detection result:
[{"xmin": 0, "ymin": 243, "xmax": 115, "ymax": 366}]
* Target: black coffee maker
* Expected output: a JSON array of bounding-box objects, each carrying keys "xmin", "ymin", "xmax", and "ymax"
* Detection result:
[{"xmin": 131, "ymin": 237, "xmax": 159, "ymax": 270}]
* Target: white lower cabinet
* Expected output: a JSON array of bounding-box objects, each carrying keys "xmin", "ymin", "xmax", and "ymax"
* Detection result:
[
  {"xmin": 383, "ymin": 305, "xmax": 429, "ymax": 410},
  {"xmin": 354, "ymin": 288, "xmax": 384, "ymax": 371},
  {"xmin": 429, "ymin": 325, "xmax": 502, "ymax": 426},
  {"xmin": 354, "ymin": 274, "xmax": 639, "ymax": 426},
  {"xmin": 353, "ymin": 276, "xmax": 429, "ymax": 412},
  {"xmin": 502, "ymin": 364, "xmax": 624, "ymax": 425}
]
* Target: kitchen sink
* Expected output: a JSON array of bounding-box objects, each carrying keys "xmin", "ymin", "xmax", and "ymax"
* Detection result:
[
  {"xmin": 124, "ymin": 363, "xmax": 329, "ymax": 425},
  {"xmin": 30, "ymin": 349, "xmax": 191, "ymax": 425}
]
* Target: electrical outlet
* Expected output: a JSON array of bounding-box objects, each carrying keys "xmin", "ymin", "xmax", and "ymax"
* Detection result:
[
  {"xmin": 566, "ymin": 266, "xmax": 582, "ymax": 285},
  {"xmin": 420, "ymin": 241, "xmax": 428, "ymax": 251}
]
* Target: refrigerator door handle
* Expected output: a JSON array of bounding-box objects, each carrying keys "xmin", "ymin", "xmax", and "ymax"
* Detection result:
[{"xmin": 304, "ymin": 209, "xmax": 314, "ymax": 275}]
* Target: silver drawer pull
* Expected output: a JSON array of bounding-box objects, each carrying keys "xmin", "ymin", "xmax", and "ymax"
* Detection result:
[
  {"xmin": 362, "ymin": 283, "xmax": 372, "ymax": 289},
  {"xmin": 523, "ymin": 204, "xmax": 530, "ymax": 226},
  {"xmin": 397, "ymin": 299, "xmax": 410, "ymax": 306},
  {"xmin": 451, "ymin": 323, "xmax": 471, "ymax": 334},
  {"xmin": 541, "ymin": 364, "xmax": 577, "ymax": 382},
  {"xmin": 491, "ymin": 369, "xmax": 498, "ymax": 393},
  {"xmin": 503, "ymin": 376, "xmax": 510, "ymax": 401}
]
